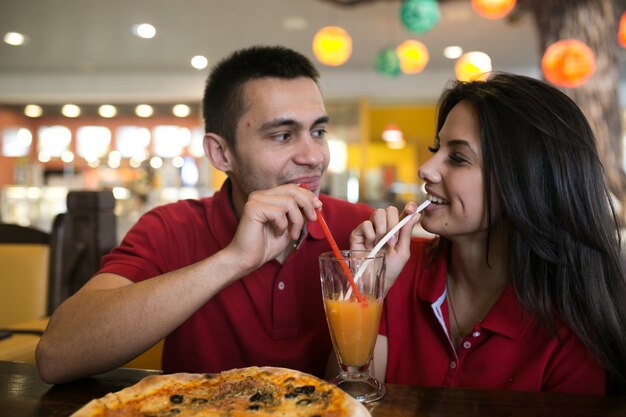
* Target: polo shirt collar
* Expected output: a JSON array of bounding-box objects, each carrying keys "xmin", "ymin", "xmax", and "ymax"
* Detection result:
[{"xmin": 417, "ymin": 245, "xmax": 530, "ymax": 340}]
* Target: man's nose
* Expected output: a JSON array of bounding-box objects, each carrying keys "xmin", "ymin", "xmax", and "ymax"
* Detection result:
[{"xmin": 294, "ymin": 135, "xmax": 325, "ymax": 166}]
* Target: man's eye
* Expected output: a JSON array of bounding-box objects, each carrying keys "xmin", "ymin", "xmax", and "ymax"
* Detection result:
[
  {"xmin": 273, "ymin": 133, "xmax": 291, "ymax": 142},
  {"xmin": 312, "ymin": 128, "xmax": 327, "ymax": 138}
]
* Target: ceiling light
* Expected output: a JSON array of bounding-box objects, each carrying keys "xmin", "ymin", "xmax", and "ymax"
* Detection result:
[
  {"xmin": 191, "ymin": 55, "xmax": 208, "ymax": 70},
  {"xmin": 4, "ymin": 32, "xmax": 27, "ymax": 46},
  {"xmin": 24, "ymin": 104, "xmax": 43, "ymax": 118},
  {"xmin": 172, "ymin": 156, "xmax": 184, "ymax": 168},
  {"xmin": 382, "ymin": 125, "xmax": 404, "ymax": 142},
  {"xmin": 98, "ymin": 104, "xmax": 117, "ymax": 118},
  {"xmin": 135, "ymin": 104, "xmax": 154, "ymax": 118},
  {"xmin": 150, "ymin": 156, "xmax": 163, "ymax": 169},
  {"xmin": 173, "ymin": 104, "xmax": 191, "ymax": 118},
  {"xmin": 443, "ymin": 45, "xmax": 463, "ymax": 59},
  {"xmin": 132, "ymin": 23, "xmax": 156, "ymax": 39},
  {"xmin": 62, "ymin": 104, "xmax": 81, "ymax": 118},
  {"xmin": 61, "ymin": 151, "xmax": 75, "ymax": 163},
  {"xmin": 38, "ymin": 151, "xmax": 51, "ymax": 163}
]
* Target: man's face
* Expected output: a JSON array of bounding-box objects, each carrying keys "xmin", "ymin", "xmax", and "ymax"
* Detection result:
[{"xmin": 227, "ymin": 77, "xmax": 330, "ymax": 212}]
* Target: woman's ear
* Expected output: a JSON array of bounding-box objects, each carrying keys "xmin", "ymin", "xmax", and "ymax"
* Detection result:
[{"xmin": 204, "ymin": 133, "xmax": 232, "ymax": 173}]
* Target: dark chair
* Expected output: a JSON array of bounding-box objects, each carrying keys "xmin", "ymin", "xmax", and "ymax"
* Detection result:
[{"xmin": 47, "ymin": 190, "xmax": 117, "ymax": 315}]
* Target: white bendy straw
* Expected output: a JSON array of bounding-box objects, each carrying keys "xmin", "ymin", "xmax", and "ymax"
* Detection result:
[{"xmin": 343, "ymin": 199, "xmax": 432, "ymax": 300}]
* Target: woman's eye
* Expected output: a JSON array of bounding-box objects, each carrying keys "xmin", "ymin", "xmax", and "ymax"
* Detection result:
[{"xmin": 449, "ymin": 153, "xmax": 467, "ymax": 164}]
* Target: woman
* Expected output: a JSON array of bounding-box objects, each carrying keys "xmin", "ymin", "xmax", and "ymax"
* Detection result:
[{"xmin": 351, "ymin": 73, "xmax": 626, "ymax": 395}]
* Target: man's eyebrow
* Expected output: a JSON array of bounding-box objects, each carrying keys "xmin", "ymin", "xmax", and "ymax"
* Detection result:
[
  {"xmin": 314, "ymin": 115, "xmax": 330, "ymax": 125},
  {"xmin": 260, "ymin": 115, "xmax": 330, "ymax": 131},
  {"xmin": 260, "ymin": 118, "xmax": 300, "ymax": 131}
]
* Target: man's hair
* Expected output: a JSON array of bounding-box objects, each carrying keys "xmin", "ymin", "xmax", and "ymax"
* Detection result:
[{"xmin": 202, "ymin": 45, "xmax": 320, "ymax": 147}]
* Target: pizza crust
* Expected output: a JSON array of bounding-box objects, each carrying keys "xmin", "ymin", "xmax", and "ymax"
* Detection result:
[{"xmin": 71, "ymin": 367, "xmax": 371, "ymax": 417}]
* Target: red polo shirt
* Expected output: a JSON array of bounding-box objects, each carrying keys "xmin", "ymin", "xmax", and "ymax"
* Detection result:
[
  {"xmin": 98, "ymin": 181, "xmax": 372, "ymax": 377},
  {"xmin": 380, "ymin": 238, "xmax": 606, "ymax": 395}
]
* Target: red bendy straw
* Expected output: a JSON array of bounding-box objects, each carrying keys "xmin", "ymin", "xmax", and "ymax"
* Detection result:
[{"xmin": 299, "ymin": 184, "xmax": 366, "ymax": 304}]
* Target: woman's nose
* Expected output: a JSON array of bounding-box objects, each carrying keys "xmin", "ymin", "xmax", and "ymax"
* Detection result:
[{"xmin": 418, "ymin": 157, "xmax": 441, "ymax": 183}]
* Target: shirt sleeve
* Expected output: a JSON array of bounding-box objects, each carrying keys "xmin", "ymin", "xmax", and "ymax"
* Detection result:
[{"xmin": 97, "ymin": 207, "xmax": 171, "ymax": 282}]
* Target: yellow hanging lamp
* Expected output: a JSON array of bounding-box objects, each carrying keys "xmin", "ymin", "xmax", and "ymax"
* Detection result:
[
  {"xmin": 455, "ymin": 51, "xmax": 492, "ymax": 82},
  {"xmin": 312, "ymin": 26, "xmax": 352, "ymax": 67},
  {"xmin": 396, "ymin": 40, "xmax": 430, "ymax": 74}
]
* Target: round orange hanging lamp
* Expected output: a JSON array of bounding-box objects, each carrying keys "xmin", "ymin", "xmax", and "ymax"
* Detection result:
[
  {"xmin": 471, "ymin": 0, "xmax": 516, "ymax": 19},
  {"xmin": 541, "ymin": 39, "xmax": 595, "ymax": 88},
  {"xmin": 396, "ymin": 39, "xmax": 430, "ymax": 74},
  {"xmin": 617, "ymin": 12, "xmax": 626, "ymax": 48},
  {"xmin": 312, "ymin": 26, "xmax": 352, "ymax": 67}
]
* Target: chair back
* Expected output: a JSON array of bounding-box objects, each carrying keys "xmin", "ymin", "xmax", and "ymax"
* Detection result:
[
  {"xmin": 47, "ymin": 190, "xmax": 116, "ymax": 314},
  {"xmin": 0, "ymin": 224, "xmax": 50, "ymax": 326}
]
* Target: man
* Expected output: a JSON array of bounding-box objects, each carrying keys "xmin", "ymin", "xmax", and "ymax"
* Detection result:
[{"xmin": 36, "ymin": 46, "xmax": 373, "ymax": 384}]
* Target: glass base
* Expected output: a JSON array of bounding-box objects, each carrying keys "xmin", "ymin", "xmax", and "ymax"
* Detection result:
[{"xmin": 330, "ymin": 373, "xmax": 386, "ymax": 403}]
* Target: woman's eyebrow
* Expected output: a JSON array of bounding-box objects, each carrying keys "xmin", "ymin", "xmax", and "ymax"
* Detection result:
[{"xmin": 446, "ymin": 138, "xmax": 479, "ymax": 156}]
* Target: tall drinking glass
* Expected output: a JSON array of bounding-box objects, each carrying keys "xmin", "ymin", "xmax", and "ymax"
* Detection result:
[{"xmin": 319, "ymin": 250, "xmax": 386, "ymax": 403}]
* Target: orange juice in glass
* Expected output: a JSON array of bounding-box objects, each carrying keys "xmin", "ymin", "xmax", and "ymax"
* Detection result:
[{"xmin": 319, "ymin": 250, "xmax": 386, "ymax": 403}]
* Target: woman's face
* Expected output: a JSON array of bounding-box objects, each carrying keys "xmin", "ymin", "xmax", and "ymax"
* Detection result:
[{"xmin": 418, "ymin": 100, "xmax": 491, "ymax": 241}]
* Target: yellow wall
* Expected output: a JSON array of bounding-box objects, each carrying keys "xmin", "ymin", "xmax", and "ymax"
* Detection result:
[
  {"xmin": 369, "ymin": 104, "xmax": 437, "ymax": 168},
  {"xmin": 346, "ymin": 103, "xmax": 437, "ymax": 202}
]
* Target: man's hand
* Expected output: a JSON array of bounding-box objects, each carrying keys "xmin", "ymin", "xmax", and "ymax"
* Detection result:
[{"xmin": 226, "ymin": 184, "xmax": 321, "ymax": 272}]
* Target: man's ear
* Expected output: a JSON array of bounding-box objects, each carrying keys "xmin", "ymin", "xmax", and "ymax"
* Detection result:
[{"xmin": 204, "ymin": 133, "xmax": 233, "ymax": 172}]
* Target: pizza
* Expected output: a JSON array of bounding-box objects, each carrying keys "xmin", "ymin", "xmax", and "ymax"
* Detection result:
[{"xmin": 71, "ymin": 366, "xmax": 371, "ymax": 417}]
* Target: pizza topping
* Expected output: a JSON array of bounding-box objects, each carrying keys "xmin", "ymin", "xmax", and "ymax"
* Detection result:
[
  {"xmin": 169, "ymin": 394, "xmax": 184, "ymax": 404},
  {"xmin": 294, "ymin": 385, "xmax": 316, "ymax": 395},
  {"xmin": 190, "ymin": 398, "xmax": 207, "ymax": 404}
]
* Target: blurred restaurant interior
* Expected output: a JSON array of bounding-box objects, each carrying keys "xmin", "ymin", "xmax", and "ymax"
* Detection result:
[{"xmin": 0, "ymin": 0, "xmax": 625, "ymax": 240}]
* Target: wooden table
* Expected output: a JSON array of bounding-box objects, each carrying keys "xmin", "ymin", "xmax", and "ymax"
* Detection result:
[{"xmin": 2, "ymin": 360, "xmax": 626, "ymax": 417}]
